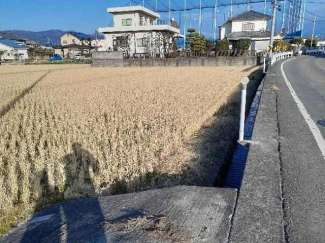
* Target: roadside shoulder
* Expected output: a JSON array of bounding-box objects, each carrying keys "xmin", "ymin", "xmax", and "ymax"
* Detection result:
[{"xmin": 228, "ymin": 63, "xmax": 285, "ymax": 243}]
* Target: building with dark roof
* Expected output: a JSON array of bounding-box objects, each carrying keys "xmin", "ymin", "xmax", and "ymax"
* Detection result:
[
  {"xmin": 60, "ymin": 32, "xmax": 94, "ymax": 46},
  {"xmin": 219, "ymin": 9, "xmax": 281, "ymax": 53},
  {"xmin": 0, "ymin": 39, "xmax": 29, "ymax": 60}
]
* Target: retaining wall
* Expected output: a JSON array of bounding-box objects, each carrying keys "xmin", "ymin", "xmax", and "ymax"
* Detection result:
[{"xmin": 92, "ymin": 52, "xmax": 259, "ymax": 67}]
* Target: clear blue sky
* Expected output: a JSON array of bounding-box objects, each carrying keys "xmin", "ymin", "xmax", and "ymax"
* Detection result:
[{"xmin": 0, "ymin": 0, "xmax": 324, "ymax": 38}]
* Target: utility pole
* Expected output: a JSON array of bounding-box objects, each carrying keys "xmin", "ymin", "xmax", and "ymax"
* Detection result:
[
  {"xmin": 269, "ymin": 0, "xmax": 277, "ymax": 58},
  {"xmin": 156, "ymin": 0, "xmax": 158, "ymax": 12},
  {"xmin": 281, "ymin": 0, "xmax": 286, "ymax": 33},
  {"xmin": 311, "ymin": 14, "xmax": 316, "ymax": 48},
  {"xmin": 184, "ymin": 0, "xmax": 187, "ymax": 49},
  {"xmin": 143, "ymin": 0, "xmax": 145, "ymax": 7},
  {"xmin": 199, "ymin": 0, "xmax": 202, "ymax": 35},
  {"xmin": 169, "ymin": 0, "xmax": 171, "ymax": 25},
  {"xmin": 231, "ymin": 0, "xmax": 233, "ymax": 17},
  {"xmin": 264, "ymin": 0, "xmax": 267, "ymax": 14},
  {"xmin": 214, "ymin": 0, "xmax": 218, "ymax": 42},
  {"xmin": 301, "ymin": 0, "xmax": 307, "ymax": 36}
]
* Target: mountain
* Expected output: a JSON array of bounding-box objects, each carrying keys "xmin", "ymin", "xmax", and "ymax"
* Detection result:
[
  {"xmin": 2, "ymin": 29, "xmax": 66, "ymax": 46},
  {"xmin": 2, "ymin": 29, "xmax": 103, "ymax": 46}
]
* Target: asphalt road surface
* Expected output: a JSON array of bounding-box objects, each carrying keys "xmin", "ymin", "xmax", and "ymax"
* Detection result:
[{"xmin": 276, "ymin": 55, "xmax": 325, "ymax": 242}]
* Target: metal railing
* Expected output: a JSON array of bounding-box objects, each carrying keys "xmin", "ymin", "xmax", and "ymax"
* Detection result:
[
  {"xmin": 270, "ymin": 51, "xmax": 293, "ymax": 65},
  {"xmin": 306, "ymin": 49, "xmax": 325, "ymax": 55}
]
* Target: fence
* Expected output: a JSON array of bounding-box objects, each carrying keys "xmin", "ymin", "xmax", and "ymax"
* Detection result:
[
  {"xmin": 270, "ymin": 51, "xmax": 293, "ymax": 65},
  {"xmin": 306, "ymin": 49, "xmax": 325, "ymax": 55}
]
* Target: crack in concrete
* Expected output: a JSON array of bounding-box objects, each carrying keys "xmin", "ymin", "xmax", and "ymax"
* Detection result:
[{"xmin": 275, "ymin": 89, "xmax": 290, "ymax": 243}]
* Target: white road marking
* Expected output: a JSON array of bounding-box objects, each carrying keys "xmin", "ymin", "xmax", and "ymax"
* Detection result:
[{"xmin": 281, "ymin": 59, "xmax": 325, "ymax": 160}]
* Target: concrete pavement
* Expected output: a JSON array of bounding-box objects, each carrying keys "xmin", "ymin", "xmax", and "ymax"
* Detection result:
[
  {"xmin": 229, "ymin": 55, "xmax": 325, "ymax": 243},
  {"xmin": 278, "ymin": 56, "xmax": 325, "ymax": 242}
]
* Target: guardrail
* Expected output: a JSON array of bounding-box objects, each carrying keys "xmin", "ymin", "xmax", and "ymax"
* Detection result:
[
  {"xmin": 306, "ymin": 49, "xmax": 325, "ymax": 55},
  {"xmin": 270, "ymin": 51, "xmax": 293, "ymax": 65}
]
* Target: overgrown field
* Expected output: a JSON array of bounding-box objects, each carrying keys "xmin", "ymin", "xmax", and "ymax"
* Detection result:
[{"xmin": 0, "ymin": 64, "xmax": 256, "ymax": 233}]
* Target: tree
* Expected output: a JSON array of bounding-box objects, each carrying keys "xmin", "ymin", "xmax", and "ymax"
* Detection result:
[
  {"xmin": 205, "ymin": 39, "xmax": 213, "ymax": 51},
  {"xmin": 236, "ymin": 39, "xmax": 252, "ymax": 50},
  {"xmin": 215, "ymin": 40, "xmax": 229, "ymax": 52},
  {"xmin": 273, "ymin": 40, "xmax": 291, "ymax": 52},
  {"xmin": 289, "ymin": 37, "xmax": 304, "ymax": 46},
  {"xmin": 305, "ymin": 38, "xmax": 317, "ymax": 48},
  {"xmin": 0, "ymin": 50, "xmax": 6, "ymax": 60},
  {"xmin": 186, "ymin": 32, "xmax": 206, "ymax": 54}
]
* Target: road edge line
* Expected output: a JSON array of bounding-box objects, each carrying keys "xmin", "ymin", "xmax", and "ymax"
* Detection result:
[{"xmin": 281, "ymin": 59, "xmax": 325, "ymax": 160}]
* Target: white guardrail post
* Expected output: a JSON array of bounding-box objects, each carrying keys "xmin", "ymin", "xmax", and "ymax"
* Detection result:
[
  {"xmin": 263, "ymin": 57, "xmax": 266, "ymax": 74},
  {"xmin": 271, "ymin": 51, "xmax": 293, "ymax": 65},
  {"xmin": 239, "ymin": 77, "xmax": 250, "ymax": 143}
]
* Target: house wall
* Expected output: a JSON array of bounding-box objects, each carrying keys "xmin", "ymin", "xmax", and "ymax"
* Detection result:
[
  {"xmin": 61, "ymin": 33, "xmax": 82, "ymax": 46},
  {"xmin": 103, "ymin": 31, "xmax": 172, "ymax": 57},
  {"xmin": 317, "ymin": 40, "xmax": 325, "ymax": 47},
  {"xmin": 252, "ymin": 40, "xmax": 269, "ymax": 52},
  {"xmin": 231, "ymin": 20, "xmax": 267, "ymax": 32},
  {"xmin": 220, "ymin": 19, "xmax": 268, "ymax": 40},
  {"xmin": 0, "ymin": 43, "xmax": 28, "ymax": 60},
  {"xmin": 113, "ymin": 12, "xmax": 157, "ymax": 27}
]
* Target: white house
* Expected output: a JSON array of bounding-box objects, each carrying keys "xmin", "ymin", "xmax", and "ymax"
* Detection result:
[
  {"xmin": 98, "ymin": 6, "xmax": 182, "ymax": 58},
  {"xmin": 0, "ymin": 39, "xmax": 29, "ymax": 60},
  {"xmin": 317, "ymin": 39, "xmax": 325, "ymax": 47},
  {"xmin": 219, "ymin": 10, "xmax": 281, "ymax": 53}
]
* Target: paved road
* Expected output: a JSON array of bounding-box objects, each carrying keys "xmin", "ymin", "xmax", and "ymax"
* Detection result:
[{"xmin": 276, "ymin": 55, "xmax": 325, "ymax": 242}]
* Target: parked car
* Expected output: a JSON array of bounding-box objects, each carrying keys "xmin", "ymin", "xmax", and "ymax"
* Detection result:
[
  {"xmin": 73, "ymin": 54, "xmax": 85, "ymax": 60},
  {"xmin": 49, "ymin": 54, "xmax": 62, "ymax": 61}
]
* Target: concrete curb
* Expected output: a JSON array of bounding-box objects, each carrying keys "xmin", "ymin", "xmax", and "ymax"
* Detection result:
[{"xmin": 228, "ymin": 63, "xmax": 285, "ymax": 242}]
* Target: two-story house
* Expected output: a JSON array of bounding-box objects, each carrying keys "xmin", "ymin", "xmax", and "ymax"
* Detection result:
[
  {"xmin": 219, "ymin": 10, "xmax": 281, "ymax": 53},
  {"xmin": 55, "ymin": 32, "xmax": 96, "ymax": 59},
  {"xmin": 98, "ymin": 6, "xmax": 182, "ymax": 58}
]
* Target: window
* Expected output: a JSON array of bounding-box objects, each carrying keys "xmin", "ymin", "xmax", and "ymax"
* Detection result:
[
  {"xmin": 122, "ymin": 19, "xmax": 132, "ymax": 26},
  {"xmin": 136, "ymin": 38, "xmax": 147, "ymax": 47},
  {"xmin": 242, "ymin": 23, "xmax": 255, "ymax": 31},
  {"xmin": 150, "ymin": 19, "xmax": 154, "ymax": 25},
  {"xmin": 72, "ymin": 39, "xmax": 75, "ymax": 44},
  {"xmin": 63, "ymin": 40, "xmax": 67, "ymax": 44},
  {"xmin": 139, "ymin": 15, "xmax": 144, "ymax": 26}
]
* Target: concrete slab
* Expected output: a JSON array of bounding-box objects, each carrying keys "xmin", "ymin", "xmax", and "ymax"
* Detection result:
[{"xmin": 1, "ymin": 186, "xmax": 237, "ymax": 243}]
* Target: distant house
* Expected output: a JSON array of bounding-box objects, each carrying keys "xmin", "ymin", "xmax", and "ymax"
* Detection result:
[
  {"xmin": 317, "ymin": 39, "xmax": 325, "ymax": 47},
  {"xmin": 60, "ymin": 32, "xmax": 94, "ymax": 46},
  {"xmin": 98, "ymin": 6, "xmax": 182, "ymax": 58},
  {"xmin": 219, "ymin": 10, "xmax": 281, "ymax": 53},
  {"xmin": 0, "ymin": 32, "xmax": 37, "ymax": 48},
  {"xmin": 0, "ymin": 39, "xmax": 29, "ymax": 60},
  {"xmin": 55, "ymin": 32, "xmax": 96, "ymax": 58}
]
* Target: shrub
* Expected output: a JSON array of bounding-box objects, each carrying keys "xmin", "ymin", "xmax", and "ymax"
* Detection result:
[
  {"xmin": 215, "ymin": 40, "xmax": 229, "ymax": 52},
  {"xmin": 236, "ymin": 39, "xmax": 252, "ymax": 50},
  {"xmin": 273, "ymin": 40, "xmax": 291, "ymax": 52}
]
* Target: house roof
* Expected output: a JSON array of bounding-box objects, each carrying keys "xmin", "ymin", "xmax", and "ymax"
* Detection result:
[
  {"xmin": 55, "ymin": 44, "xmax": 94, "ymax": 50},
  {"xmin": 229, "ymin": 10, "xmax": 272, "ymax": 21},
  {"xmin": 62, "ymin": 32, "xmax": 93, "ymax": 40},
  {"xmin": 0, "ymin": 39, "xmax": 29, "ymax": 49},
  {"xmin": 0, "ymin": 32, "xmax": 26, "ymax": 41},
  {"xmin": 226, "ymin": 31, "xmax": 272, "ymax": 39},
  {"xmin": 108, "ymin": 6, "xmax": 160, "ymax": 19}
]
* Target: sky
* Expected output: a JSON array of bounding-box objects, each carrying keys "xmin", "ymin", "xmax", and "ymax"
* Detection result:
[{"xmin": 0, "ymin": 0, "xmax": 324, "ymax": 39}]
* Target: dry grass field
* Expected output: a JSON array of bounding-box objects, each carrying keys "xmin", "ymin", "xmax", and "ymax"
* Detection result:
[{"xmin": 0, "ymin": 64, "xmax": 257, "ymax": 234}]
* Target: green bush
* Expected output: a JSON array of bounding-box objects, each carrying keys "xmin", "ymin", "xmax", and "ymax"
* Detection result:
[
  {"xmin": 215, "ymin": 40, "xmax": 229, "ymax": 52},
  {"xmin": 305, "ymin": 38, "xmax": 317, "ymax": 48},
  {"xmin": 273, "ymin": 40, "xmax": 291, "ymax": 52},
  {"xmin": 236, "ymin": 39, "xmax": 252, "ymax": 50}
]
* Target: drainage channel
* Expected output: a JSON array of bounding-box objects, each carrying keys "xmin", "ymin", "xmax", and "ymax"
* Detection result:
[{"xmin": 223, "ymin": 80, "xmax": 264, "ymax": 189}]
